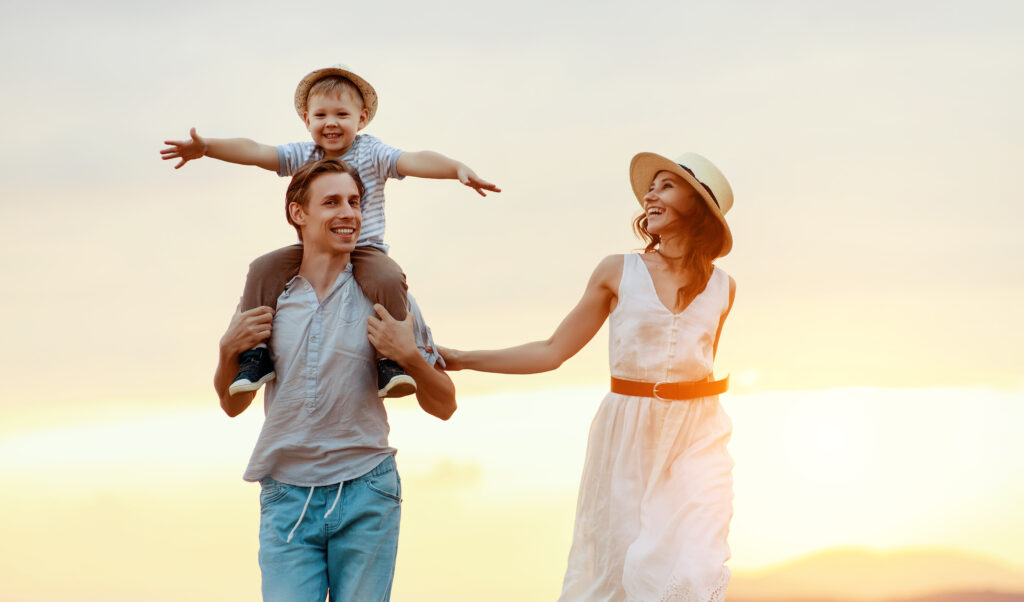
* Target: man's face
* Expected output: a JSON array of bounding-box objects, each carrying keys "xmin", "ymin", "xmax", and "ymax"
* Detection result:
[
  {"xmin": 303, "ymin": 90, "xmax": 368, "ymax": 157},
  {"xmin": 290, "ymin": 172, "xmax": 362, "ymax": 255}
]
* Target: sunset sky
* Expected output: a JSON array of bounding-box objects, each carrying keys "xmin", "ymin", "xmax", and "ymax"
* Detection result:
[{"xmin": 1, "ymin": 1, "xmax": 1022, "ymax": 600}]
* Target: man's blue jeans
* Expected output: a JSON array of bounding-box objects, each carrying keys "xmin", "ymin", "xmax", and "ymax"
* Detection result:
[{"xmin": 258, "ymin": 456, "xmax": 402, "ymax": 602}]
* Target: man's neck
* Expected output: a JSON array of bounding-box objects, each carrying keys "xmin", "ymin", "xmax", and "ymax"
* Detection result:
[{"xmin": 298, "ymin": 248, "xmax": 353, "ymax": 302}]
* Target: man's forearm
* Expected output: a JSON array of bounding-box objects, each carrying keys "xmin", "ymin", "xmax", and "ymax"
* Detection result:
[
  {"xmin": 366, "ymin": 304, "xmax": 457, "ymax": 419},
  {"xmin": 401, "ymin": 353, "xmax": 456, "ymax": 420},
  {"xmin": 214, "ymin": 346, "xmax": 256, "ymax": 417}
]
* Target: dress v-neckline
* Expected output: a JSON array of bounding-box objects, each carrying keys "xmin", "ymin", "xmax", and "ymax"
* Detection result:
[{"xmin": 634, "ymin": 254, "xmax": 714, "ymax": 316}]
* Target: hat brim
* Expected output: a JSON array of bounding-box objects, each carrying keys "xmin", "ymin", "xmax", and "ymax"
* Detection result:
[
  {"xmin": 294, "ymin": 67, "xmax": 378, "ymax": 124},
  {"xmin": 629, "ymin": 152, "xmax": 733, "ymax": 256}
]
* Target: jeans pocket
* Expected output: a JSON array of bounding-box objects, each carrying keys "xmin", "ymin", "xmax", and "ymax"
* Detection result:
[
  {"xmin": 260, "ymin": 478, "xmax": 289, "ymax": 506},
  {"xmin": 366, "ymin": 469, "xmax": 402, "ymax": 503}
]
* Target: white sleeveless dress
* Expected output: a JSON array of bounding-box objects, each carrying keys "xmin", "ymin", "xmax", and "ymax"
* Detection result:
[{"xmin": 558, "ymin": 253, "xmax": 734, "ymax": 602}]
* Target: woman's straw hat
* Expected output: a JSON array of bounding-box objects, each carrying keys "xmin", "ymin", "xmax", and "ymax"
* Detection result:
[
  {"xmin": 629, "ymin": 151, "xmax": 734, "ymax": 256},
  {"xmin": 294, "ymin": 64, "xmax": 379, "ymax": 124}
]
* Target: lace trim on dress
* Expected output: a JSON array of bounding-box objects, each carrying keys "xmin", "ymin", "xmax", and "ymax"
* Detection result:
[{"xmin": 625, "ymin": 570, "xmax": 730, "ymax": 602}]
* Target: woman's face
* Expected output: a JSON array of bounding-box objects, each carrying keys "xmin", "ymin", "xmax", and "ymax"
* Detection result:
[{"xmin": 642, "ymin": 170, "xmax": 700, "ymax": 236}]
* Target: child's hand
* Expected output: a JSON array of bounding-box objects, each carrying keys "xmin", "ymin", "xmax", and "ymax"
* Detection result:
[
  {"xmin": 161, "ymin": 127, "xmax": 209, "ymax": 169},
  {"xmin": 457, "ymin": 164, "xmax": 501, "ymax": 197}
]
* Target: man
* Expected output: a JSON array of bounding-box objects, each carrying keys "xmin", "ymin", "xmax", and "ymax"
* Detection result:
[{"xmin": 214, "ymin": 157, "xmax": 456, "ymax": 601}]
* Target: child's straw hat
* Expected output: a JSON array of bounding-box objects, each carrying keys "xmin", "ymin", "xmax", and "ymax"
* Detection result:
[
  {"xmin": 294, "ymin": 64, "xmax": 379, "ymax": 124},
  {"xmin": 629, "ymin": 152, "xmax": 734, "ymax": 256}
]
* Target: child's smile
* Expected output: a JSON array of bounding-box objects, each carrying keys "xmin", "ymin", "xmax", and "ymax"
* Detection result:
[{"xmin": 303, "ymin": 90, "xmax": 369, "ymax": 157}]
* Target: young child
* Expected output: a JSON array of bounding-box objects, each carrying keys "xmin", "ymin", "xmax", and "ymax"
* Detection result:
[{"xmin": 162, "ymin": 64, "xmax": 499, "ymax": 397}]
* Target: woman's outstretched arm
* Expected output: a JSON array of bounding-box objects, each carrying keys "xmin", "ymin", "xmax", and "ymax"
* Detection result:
[{"xmin": 443, "ymin": 255, "xmax": 623, "ymax": 374}]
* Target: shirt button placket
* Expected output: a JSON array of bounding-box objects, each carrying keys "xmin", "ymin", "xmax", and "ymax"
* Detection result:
[
  {"xmin": 305, "ymin": 299, "xmax": 322, "ymax": 413},
  {"xmin": 666, "ymin": 314, "xmax": 680, "ymax": 382}
]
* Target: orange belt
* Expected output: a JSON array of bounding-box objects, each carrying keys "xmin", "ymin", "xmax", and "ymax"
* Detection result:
[{"xmin": 610, "ymin": 375, "xmax": 729, "ymax": 401}]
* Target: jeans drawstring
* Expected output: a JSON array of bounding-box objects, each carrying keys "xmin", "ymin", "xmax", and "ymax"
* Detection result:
[
  {"xmin": 284, "ymin": 483, "xmax": 344, "ymax": 544},
  {"xmin": 286, "ymin": 487, "xmax": 315, "ymax": 543},
  {"xmin": 324, "ymin": 483, "xmax": 343, "ymax": 519}
]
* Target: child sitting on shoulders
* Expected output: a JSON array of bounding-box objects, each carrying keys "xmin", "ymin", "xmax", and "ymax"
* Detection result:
[{"xmin": 162, "ymin": 64, "xmax": 499, "ymax": 397}]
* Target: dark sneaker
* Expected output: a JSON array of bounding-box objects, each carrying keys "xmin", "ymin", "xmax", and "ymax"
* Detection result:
[
  {"xmin": 229, "ymin": 347, "xmax": 276, "ymax": 395},
  {"xmin": 377, "ymin": 358, "xmax": 416, "ymax": 398}
]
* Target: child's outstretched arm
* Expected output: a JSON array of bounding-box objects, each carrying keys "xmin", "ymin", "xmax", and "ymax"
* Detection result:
[
  {"xmin": 396, "ymin": 151, "xmax": 501, "ymax": 196},
  {"xmin": 161, "ymin": 127, "xmax": 280, "ymax": 172}
]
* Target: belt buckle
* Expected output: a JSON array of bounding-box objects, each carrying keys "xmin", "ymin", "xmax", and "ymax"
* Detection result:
[{"xmin": 653, "ymin": 381, "xmax": 672, "ymax": 401}]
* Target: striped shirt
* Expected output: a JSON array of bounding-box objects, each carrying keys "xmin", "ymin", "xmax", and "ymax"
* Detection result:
[{"xmin": 277, "ymin": 134, "xmax": 403, "ymax": 251}]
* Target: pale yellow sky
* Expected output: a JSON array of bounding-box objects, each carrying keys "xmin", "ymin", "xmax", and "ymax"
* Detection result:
[
  {"xmin": 1, "ymin": 0, "xmax": 1023, "ymax": 599},
  {"xmin": 2, "ymin": 386, "xmax": 1023, "ymax": 600}
]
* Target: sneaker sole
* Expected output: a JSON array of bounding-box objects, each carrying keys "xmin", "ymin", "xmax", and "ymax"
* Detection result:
[
  {"xmin": 228, "ymin": 371, "xmax": 277, "ymax": 396},
  {"xmin": 378, "ymin": 375, "xmax": 417, "ymax": 398}
]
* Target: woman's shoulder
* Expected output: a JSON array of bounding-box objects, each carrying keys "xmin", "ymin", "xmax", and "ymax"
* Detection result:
[
  {"xmin": 711, "ymin": 264, "xmax": 737, "ymax": 310},
  {"xmin": 595, "ymin": 253, "xmax": 629, "ymax": 275},
  {"xmin": 711, "ymin": 263, "xmax": 733, "ymax": 279},
  {"xmin": 589, "ymin": 254, "xmax": 628, "ymax": 290}
]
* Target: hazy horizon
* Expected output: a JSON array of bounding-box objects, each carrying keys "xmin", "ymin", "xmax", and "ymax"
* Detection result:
[{"xmin": 3, "ymin": 386, "xmax": 1023, "ymax": 600}]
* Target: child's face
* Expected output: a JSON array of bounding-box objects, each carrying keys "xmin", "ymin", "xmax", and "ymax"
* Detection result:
[
  {"xmin": 642, "ymin": 171, "xmax": 701, "ymax": 236},
  {"xmin": 303, "ymin": 90, "xmax": 369, "ymax": 157}
]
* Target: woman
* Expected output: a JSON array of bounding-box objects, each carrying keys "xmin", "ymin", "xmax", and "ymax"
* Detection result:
[{"xmin": 443, "ymin": 151, "xmax": 737, "ymax": 601}]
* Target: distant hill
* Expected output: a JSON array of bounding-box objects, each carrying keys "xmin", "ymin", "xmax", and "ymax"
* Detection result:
[
  {"xmin": 727, "ymin": 548, "xmax": 1024, "ymax": 601},
  {"xmin": 729, "ymin": 591, "xmax": 1024, "ymax": 602},
  {"xmin": 890, "ymin": 592, "xmax": 1024, "ymax": 602}
]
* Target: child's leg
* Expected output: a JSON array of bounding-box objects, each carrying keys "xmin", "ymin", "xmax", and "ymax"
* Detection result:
[
  {"xmin": 350, "ymin": 246, "xmax": 408, "ymax": 321},
  {"xmin": 230, "ymin": 244, "xmax": 303, "ymax": 396},
  {"xmin": 351, "ymin": 246, "xmax": 415, "ymax": 398},
  {"xmin": 241, "ymin": 244, "xmax": 305, "ymax": 312}
]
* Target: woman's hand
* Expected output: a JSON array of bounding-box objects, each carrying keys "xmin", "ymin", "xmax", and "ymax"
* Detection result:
[{"xmin": 437, "ymin": 346, "xmax": 463, "ymax": 371}]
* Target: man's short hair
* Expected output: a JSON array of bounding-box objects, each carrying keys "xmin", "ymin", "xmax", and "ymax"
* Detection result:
[{"xmin": 285, "ymin": 158, "xmax": 365, "ymax": 239}]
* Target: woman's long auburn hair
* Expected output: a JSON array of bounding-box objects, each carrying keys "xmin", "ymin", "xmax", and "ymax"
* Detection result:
[{"xmin": 632, "ymin": 190, "xmax": 726, "ymax": 310}]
